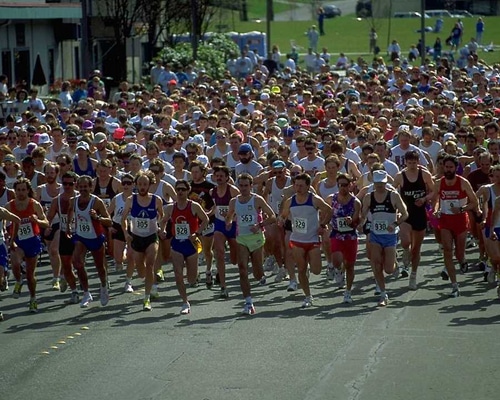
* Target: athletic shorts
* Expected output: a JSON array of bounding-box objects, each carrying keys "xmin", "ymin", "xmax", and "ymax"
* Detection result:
[
  {"xmin": 289, "ymin": 240, "xmax": 321, "ymax": 254},
  {"xmin": 131, "ymin": 233, "xmax": 158, "ymax": 253},
  {"xmin": 0, "ymin": 242, "xmax": 7, "ymax": 270},
  {"xmin": 171, "ymin": 237, "xmax": 198, "ymax": 258},
  {"xmin": 405, "ymin": 209, "xmax": 427, "ymax": 231},
  {"xmin": 214, "ymin": 219, "xmax": 237, "ymax": 239},
  {"xmin": 236, "ymin": 232, "xmax": 265, "ymax": 253},
  {"xmin": 330, "ymin": 238, "xmax": 358, "ymax": 265},
  {"xmin": 111, "ymin": 222, "xmax": 126, "ymax": 242},
  {"xmin": 73, "ymin": 234, "xmax": 106, "ymax": 252},
  {"xmin": 43, "ymin": 223, "xmax": 60, "ymax": 241},
  {"xmin": 369, "ymin": 232, "xmax": 398, "ymax": 248},
  {"xmin": 15, "ymin": 235, "xmax": 43, "ymax": 258},
  {"xmin": 59, "ymin": 232, "xmax": 75, "ymax": 256},
  {"xmin": 484, "ymin": 226, "xmax": 500, "ymax": 239},
  {"xmin": 438, "ymin": 213, "xmax": 468, "ymax": 237}
]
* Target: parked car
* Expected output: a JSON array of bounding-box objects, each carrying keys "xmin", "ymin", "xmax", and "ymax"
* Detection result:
[
  {"xmin": 451, "ymin": 10, "xmax": 473, "ymax": 18},
  {"xmin": 394, "ymin": 12, "xmax": 430, "ymax": 18},
  {"xmin": 323, "ymin": 4, "xmax": 342, "ymax": 18},
  {"xmin": 356, "ymin": 0, "xmax": 372, "ymax": 18},
  {"xmin": 425, "ymin": 10, "xmax": 453, "ymax": 18}
]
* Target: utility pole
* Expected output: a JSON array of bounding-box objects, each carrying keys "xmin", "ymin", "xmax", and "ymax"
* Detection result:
[{"xmin": 80, "ymin": 0, "xmax": 91, "ymax": 79}]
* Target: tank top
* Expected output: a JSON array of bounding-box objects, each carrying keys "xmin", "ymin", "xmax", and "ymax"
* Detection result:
[
  {"xmin": 112, "ymin": 193, "xmax": 127, "ymax": 224},
  {"xmin": 40, "ymin": 184, "xmax": 62, "ymax": 225},
  {"xmin": 318, "ymin": 179, "xmax": 339, "ymax": 201},
  {"xmin": 439, "ymin": 176, "xmax": 467, "ymax": 215},
  {"xmin": 330, "ymin": 193, "xmax": 357, "ymax": 239},
  {"xmin": 369, "ymin": 191, "xmax": 397, "ymax": 235},
  {"xmin": 289, "ymin": 193, "xmax": 319, "ymax": 243},
  {"xmin": 10, "ymin": 198, "xmax": 41, "ymax": 240},
  {"xmin": 28, "ymin": 172, "xmax": 40, "ymax": 190},
  {"xmin": 152, "ymin": 181, "xmax": 170, "ymax": 205},
  {"xmin": 73, "ymin": 157, "xmax": 95, "ymax": 177},
  {"xmin": 213, "ymin": 185, "xmax": 232, "ymax": 221},
  {"xmin": 58, "ymin": 195, "xmax": 74, "ymax": 233},
  {"xmin": 235, "ymin": 195, "xmax": 262, "ymax": 236},
  {"xmin": 74, "ymin": 195, "xmax": 104, "ymax": 239},
  {"xmin": 339, "ymin": 158, "xmax": 350, "ymax": 174},
  {"xmin": 170, "ymin": 200, "xmax": 199, "ymax": 240},
  {"xmin": 130, "ymin": 194, "xmax": 159, "ymax": 237},
  {"xmin": 401, "ymin": 169, "xmax": 426, "ymax": 213},
  {"xmin": 93, "ymin": 177, "xmax": 116, "ymax": 207},
  {"xmin": 486, "ymin": 184, "xmax": 500, "ymax": 228},
  {"xmin": 226, "ymin": 152, "xmax": 239, "ymax": 177},
  {"xmin": 269, "ymin": 177, "xmax": 291, "ymax": 214}
]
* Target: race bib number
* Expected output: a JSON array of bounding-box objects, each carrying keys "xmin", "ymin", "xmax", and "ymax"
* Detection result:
[
  {"xmin": 373, "ymin": 219, "xmax": 389, "ymax": 234},
  {"xmin": 136, "ymin": 218, "xmax": 150, "ymax": 232},
  {"xmin": 78, "ymin": 221, "xmax": 91, "ymax": 234},
  {"xmin": 202, "ymin": 222, "xmax": 214, "ymax": 236},
  {"xmin": 293, "ymin": 217, "xmax": 307, "ymax": 233},
  {"xmin": 217, "ymin": 206, "xmax": 229, "ymax": 217},
  {"xmin": 239, "ymin": 214, "xmax": 254, "ymax": 226},
  {"xmin": 102, "ymin": 199, "xmax": 111, "ymax": 207},
  {"xmin": 441, "ymin": 199, "xmax": 457, "ymax": 214},
  {"xmin": 18, "ymin": 223, "xmax": 34, "ymax": 240},
  {"xmin": 336, "ymin": 217, "xmax": 351, "ymax": 232},
  {"xmin": 175, "ymin": 223, "xmax": 190, "ymax": 240}
]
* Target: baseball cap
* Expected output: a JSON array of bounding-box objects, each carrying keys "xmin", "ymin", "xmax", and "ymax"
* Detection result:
[
  {"xmin": 113, "ymin": 128, "xmax": 125, "ymax": 140},
  {"xmin": 373, "ymin": 170, "xmax": 388, "ymax": 183},
  {"xmin": 272, "ymin": 160, "xmax": 286, "ymax": 169},
  {"xmin": 4, "ymin": 154, "xmax": 16, "ymax": 163},
  {"xmin": 38, "ymin": 133, "xmax": 53, "ymax": 146},
  {"xmin": 93, "ymin": 132, "xmax": 107, "ymax": 144},
  {"xmin": 76, "ymin": 141, "xmax": 90, "ymax": 151},
  {"xmin": 105, "ymin": 122, "xmax": 120, "ymax": 134},
  {"xmin": 238, "ymin": 143, "xmax": 252, "ymax": 154},
  {"xmin": 82, "ymin": 120, "xmax": 94, "ymax": 130}
]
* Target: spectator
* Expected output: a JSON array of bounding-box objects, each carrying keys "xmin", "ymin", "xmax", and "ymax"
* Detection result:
[{"xmin": 476, "ymin": 17, "xmax": 485, "ymax": 45}]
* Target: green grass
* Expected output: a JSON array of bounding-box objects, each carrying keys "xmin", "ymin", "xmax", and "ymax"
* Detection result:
[{"xmin": 212, "ymin": 15, "xmax": 500, "ymax": 65}]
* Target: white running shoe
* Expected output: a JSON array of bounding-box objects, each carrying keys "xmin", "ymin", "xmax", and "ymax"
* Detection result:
[
  {"xmin": 241, "ymin": 303, "xmax": 255, "ymax": 315},
  {"xmin": 378, "ymin": 293, "xmax": 389, "ymax": 307},
  {"xmin": 409, "ymin": 272, "xmax": 417, "ymax": 290},
  {"xmin": 274, "ymin": 267, "xmax": 288, "ymax": 283},
  {"xmin": 343, "ymin": 291, "xmax": 353, "ymax": 304},
  {"xmin": 334, "ymin": 268, "xmax": 345, "ymax": 288},
  {"xmin": 263, "ymin": 256, "xmax": 275, "ymax": 272},
  {"xmin": 301, "ymin": 296, "xmax": 313, "ymax": 308},
  {"xmin": 100, "ymin": 285, "xmax": 109, "ymax": 306},
  {"xmin": 124, "ymin": 281, "xmax": 134, "ymax": 293},
  {"xmin": 180, "ymin": 302, "xmax": 191, "ymax": 315},
  {"xmin": 287, "ymin": 279, "xmax": 298, "ymax": 292},
  {"xmin": 80, "ymin": 292, "xmax": 93, "ymax": 308}
]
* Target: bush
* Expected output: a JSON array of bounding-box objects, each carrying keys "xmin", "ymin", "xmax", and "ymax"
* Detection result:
[{"xmin": 156, "ymin": 33, "xmax": 239, "ymax": 79}]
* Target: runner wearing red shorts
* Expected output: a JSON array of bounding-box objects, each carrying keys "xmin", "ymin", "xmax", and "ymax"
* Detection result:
[
  {"xmin": 433, "ymin": 154, "xmax": 478, "ymax": 297},
  {"xmin": 280, "ymin": 173, "xmax": 332, "ymax": 308},
  {"xmin": 326, "ymin": 173, "xmax": 361, "ymax": 304}
]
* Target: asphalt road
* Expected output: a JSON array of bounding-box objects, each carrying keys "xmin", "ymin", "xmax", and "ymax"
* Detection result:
[{"xmin": 0, "ymin": 236, "xmax": 499, "ymax": 400}]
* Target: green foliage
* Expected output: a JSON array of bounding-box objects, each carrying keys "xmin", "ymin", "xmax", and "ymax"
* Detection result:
[{"xmin": 156, "ymin": 33, "xmax": 239, "ymax": 79}]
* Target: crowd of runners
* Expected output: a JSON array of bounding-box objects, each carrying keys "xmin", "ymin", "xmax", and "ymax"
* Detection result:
[{"xmin": 0, "ymin": 49, "xmax": 500, "ymax": 319}]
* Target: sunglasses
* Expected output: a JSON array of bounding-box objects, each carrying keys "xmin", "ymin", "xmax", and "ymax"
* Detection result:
[
  {"xmin": 338, "ymin": 183, "xmax": 349, "ymax": 188},
  {"xmin": 176, "ymin": 187, "xmax": 188, "ymax": 192},
  {"xmin": 62, "ymin": 182, "xmax": 74, "ymax": 186},
  {"xmin": 216, "ymin": 136, "xmax": 226, "ymax": 140},
  {"xmin": 122, "ymin": 181, "xmax": 133, "ymax": 186}
]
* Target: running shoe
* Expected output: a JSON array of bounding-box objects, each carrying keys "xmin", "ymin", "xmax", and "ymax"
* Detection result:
[
  {"xmin": 156, "ymin": 269, "xmax": 165, "ymax": 282},
  {"xmin": 343, "ymin": 291, "xmax": 353, "ymax": 304},
  {"xmin": 180, "ymin": 302, "xmax": 191, "ymax": 315},
  {"xmin": 449, "ymin": 283, "xmax": 460, "ymax": 298},
  {"xmin": 0, "ymin": 312, "xmax": 3, "ymax": 321},
  {"xmin": 205, "ymin": 271, "xmax": 213, "ymax": 288},
  {"xmin": 334, "ymin": 269, "xmax": 346, "ymax": 288},
  {"xmin": 487, "ymin": 268, "xmax": 497, "ymax": 284},
  {"xmin": 263, "ymin": 256, "xmax": 276, "ymax": 272},
  {"xmin": 59, "ymin": 278, "xmax": 68, "ymax": 293},
  {"xmin": 241, "ymin": 303, "xmax": 255, "ymax": 315},
  {"xmin": 80, "ymin": 292, "xmax": 93, "ymax": 308},
  {"xmin": 301, "ymin": 296, "xmax": 313, "ymax": 308},
  {"xmin": 374, "ymin": 282, "xmax": 381, "ymax": 296},
  {"xmin": 378, "ymin": 293, "xmax": 389, "ymax": 307},
  {"xmin": 400, "ymin": 266, "xmax": 409, "ymax": 278},
  {"xmin": 440, "ymin": 268, "xmax": 449, "ymax": 281},
  {"xmin": 29, "ymin": 299, "xmax": 38, "ymax": 313},
  {"xmin": 326, "ymin": 266, "xmax": 335, "ymax": 280},
  {"xmin": 100, "ymin": 285, "xmax": 109, "ymax": 306},
  {"xmin": 69, "ymin": 291, "xmax": 79, "ymax": 304},
  {"xmin": 150, "ymin": 285, "xmax": 160, "ymax": 299},
  {"xmin": 124, "ymin": 281, "xmax": 134, "ymax": 293},
  {"xmin": 0, "ymin": 277, "xmax": 8, "ymax": 292},
  {"xmin": 220, "ymin": 287, "xmax": 229, "ymax": 299},
  {"xmin": 143, "ymin": 299, "xmax": 152, "ymax": 311},
  {"xmin": 466, "ymin": 235, "xmax": 477, "ymax": 248},
  {"xmin": 52, "ymin": 280, "xmax": 60, "ymax": 291},
  {"xmin": 274, "ymin": 267, "xmax": 288, "ymax": 283},
  {"xmin": 460, "ymin": 262, "xmax": 469, "ymax": 273},
  {"xmin": 409, "ymin": 272, "xmax": 417, "ymax": 290},
  {"xmin": 287, "ymin": 280, "xmax": 298, "ymax": 292},
  {"xmin": 13, "ymin": 282, "xmax": 22, "ymax": 299},
  {"xmin": 392, "ymin": 265, "xmax": 400, "ymax": 279},
  {"xmin": 259, "ymin": 276, "xmax": 267, "ymax": 286}
]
